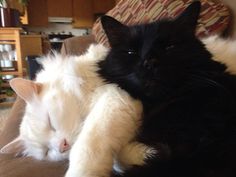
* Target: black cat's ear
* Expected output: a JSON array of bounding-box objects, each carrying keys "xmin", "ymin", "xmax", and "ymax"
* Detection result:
[
  {"xmin": 175, "ymin": 1, "xmax": 201, "ymax": 33},
  {"xmin": 101, "ymin": 16, "xmax": 129, "ymax": 47}
]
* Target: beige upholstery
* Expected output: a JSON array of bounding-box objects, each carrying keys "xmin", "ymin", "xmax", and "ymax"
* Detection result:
[
  {"xmin": 0, "ymin": 97, "xmax": 25, "ymax": 148},
  {"xmin": 61, "ymin": 35, "xmax": 96, "ymax": 55}
]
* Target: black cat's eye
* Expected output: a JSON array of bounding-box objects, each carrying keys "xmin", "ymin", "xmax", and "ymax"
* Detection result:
[
  {"xmin": 165, "ymin": 45, "xmax": 175, "ymax": 51},
  {"xmin": 126, "ymin": 49, "xmax": 137, "ymax": 55}
]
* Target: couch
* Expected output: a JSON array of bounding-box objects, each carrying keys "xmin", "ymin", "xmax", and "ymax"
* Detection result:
[{"xmin": 0, "ymin": 0, "xmax": 234, "ymax": 177}]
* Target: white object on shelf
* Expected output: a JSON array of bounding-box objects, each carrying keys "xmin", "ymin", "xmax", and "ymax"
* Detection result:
[
  {"xmin": 4, "ymin": 60, "xmax": 13, "ymax": 67},
  {"xmin": 0, "ymin": 45, "xmax": 4, "ymax": 52},
  {"xmin": 0, "ymin": 60, "xmax": 5, "ymax": 67},
  {"xmin": 8, "ymin": 50, "xmax": 16, "ymax": 61},
  {"xmin": 4, "ymin": 44, "xmax": 12, "ymax": 52},
  {"xmin": 4, "ymin": 75, "xmax": 14, "ymax": 80}
]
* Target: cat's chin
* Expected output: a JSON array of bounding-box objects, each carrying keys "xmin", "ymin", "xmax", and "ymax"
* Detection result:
[
  {"xmin": 46, "ymin": 155, "xmax": 69, "ymax": 162},
  {"xmin": 25, "ymin": 148, "xmax": 70, "ymax": 162}
]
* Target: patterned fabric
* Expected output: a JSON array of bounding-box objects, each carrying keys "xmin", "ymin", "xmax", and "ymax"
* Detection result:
[{"xmin": 92, "ymin": 0, "xmax": 230, "ymax": 46}]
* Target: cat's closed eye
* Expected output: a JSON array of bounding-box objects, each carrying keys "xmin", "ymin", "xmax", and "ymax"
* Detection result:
[
  {"xmin": 48, "ymin": 115, "xmax": 56, "ymax": 131},
  {"xmin": 45, "ymin": 149, "xmax": 49, "ymax": 156}
]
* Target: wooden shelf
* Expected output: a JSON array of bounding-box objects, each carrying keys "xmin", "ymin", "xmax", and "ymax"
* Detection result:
[
  {"xmin": 0, "ymin": 41, "xmax": 16, "ymax": 44},
  {"xmin": 0, "ymin": 93, "xmax": 16, "ymax": 99},
  {"xmin": 0, "ymin": 71, "xmax": 21, "ymax": 75},
  {"xmin": 0, "ymin": 101, "xmax": 14, "ymax": 107},
  {"xmin": 0, "ymin": 93, "xmax": 16, "ymax": 107}
]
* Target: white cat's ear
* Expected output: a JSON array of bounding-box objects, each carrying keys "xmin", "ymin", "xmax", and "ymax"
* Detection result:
[
  {"xmin": 0, "ymin": 136, "xmax": 24, "ymax": 155},
  {"xmin": 10, "ymin": 78, "xmax": 42, "ymax": 102}
]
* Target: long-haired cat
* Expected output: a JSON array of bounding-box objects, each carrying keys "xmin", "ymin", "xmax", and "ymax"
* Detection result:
[
  {"xmin": 0, "ymin": 45, "xmax": 145, "ymax": 177},
  {"xmin": 99, "ymin": 1, "xmax": 236, "ymax": 177}
]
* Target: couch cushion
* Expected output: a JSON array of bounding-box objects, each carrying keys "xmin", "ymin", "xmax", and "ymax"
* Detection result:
[
  {"xmin": 92, "ymin": 0, "xmax": 230, "ymax": 46},
  {"xmin": 0, "ymin": 97, "xmax": 25, "ymax": 149},
  {"xmin": 0, "ymin": 154, "xmax": 67, "ymax": 177},
  {"xmin": 61, "ymin": 35, "xmax": 96, "ymax": 56}
]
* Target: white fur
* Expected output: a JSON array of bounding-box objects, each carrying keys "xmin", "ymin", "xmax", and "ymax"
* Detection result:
[
  {"xmin": 65, "ymin": 85, "xmax": 143, "ymax": 177},
  {"xmin": 3, "ymin": 44, "xmax": 144, "ymax": 177},
  {"xmin": 115, "ymin": 142, "xmax": 157, "ymax": 172},
  {"xmin": 202, "ymin": 35, "xmax": 236, "ymax": 74}
]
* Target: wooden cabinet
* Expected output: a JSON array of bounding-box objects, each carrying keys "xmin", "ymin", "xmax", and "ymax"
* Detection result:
[
  {"xmin": 9, "ymin": 0, "xmax": 116, "ymax": 28},
  {"xmin": 20, "ymin": 35, "xmax": 43, "ymax": 68},
  {"xmin": 92, "ymin": 0, "xmax": 115, "ymax": 14},
  {"xmin": 47, "ymin": 0, "xmax": 73, "ymax": 17},
  {"xmin": 27, "ymin": 0, "xmax": 48, "ymax": 27},
  {"xmin": 0, "ymin": 28, "xmax": 43, "ymax": 107},
  {"xmin": 73, "ymin": 0, "xmax": 115, "ymax": 28},
  {"xmin": 73, "ymin": 0, "xmax": 94, "ymax": 28}
]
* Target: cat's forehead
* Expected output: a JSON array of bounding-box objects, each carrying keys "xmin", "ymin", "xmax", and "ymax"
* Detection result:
[
  {"xmin": 131, "ymin": 20, "xmax": 174, "ymax": 37},
  {"xmin": 128, "ymin": 20, "xmax": 178, "ymax": 48}
]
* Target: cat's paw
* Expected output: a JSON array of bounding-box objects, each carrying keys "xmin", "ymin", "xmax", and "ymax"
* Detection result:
[{"xmin": 117, "ymin": 142, "xmax": 157, "ymax": 167}]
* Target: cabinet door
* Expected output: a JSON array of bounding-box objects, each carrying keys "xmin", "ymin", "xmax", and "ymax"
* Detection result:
[
  {"xmin": 73, "ymin": 0, "xmax": 93, "ymax": 28},
  {"xmin": 47, "ymin": 0, "xmax": 73, "ymax": 17},
  {"xmin": 93, "ymin": 0, "xmax": 115, "ymax": 14},
  {"xmin": 27, "ymin": 0, "xmax": 48, "ymax": 27}
]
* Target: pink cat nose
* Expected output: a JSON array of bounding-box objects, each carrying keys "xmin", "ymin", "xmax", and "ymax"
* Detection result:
[{"xmin": 59, "ymin": 139, "xmax": 70, "ymax": 153}]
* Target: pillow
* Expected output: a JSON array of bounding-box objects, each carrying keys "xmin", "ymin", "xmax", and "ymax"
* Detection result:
[{"xmin": 92, "ymin": 0, "xmax": 230, "ymax": 46}]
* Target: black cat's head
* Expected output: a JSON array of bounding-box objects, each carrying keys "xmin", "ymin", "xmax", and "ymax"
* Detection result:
[{"xmin": 98, "ymin": 1, "xmax": 225, "ymax": 102}]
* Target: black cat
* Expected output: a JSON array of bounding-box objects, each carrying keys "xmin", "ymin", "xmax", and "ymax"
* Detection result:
[{"xmin": 99, "ymin": 1, "xmax": 236, "ymax": 177}]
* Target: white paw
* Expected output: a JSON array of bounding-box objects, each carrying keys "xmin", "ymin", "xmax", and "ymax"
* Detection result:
[{"xmin": 117, "ymin": 142, "xmax": 157, "ymax": 167}]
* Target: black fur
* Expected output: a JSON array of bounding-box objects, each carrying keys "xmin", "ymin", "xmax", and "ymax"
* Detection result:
[{"xmin": 99, "ymin": 1, "xmax": 236, "ymax": 177}]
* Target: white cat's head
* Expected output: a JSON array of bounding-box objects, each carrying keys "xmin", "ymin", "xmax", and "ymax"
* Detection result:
[
  {"xmin": 1, "ymin": 78, "xmax": 84, "ymax": 161},
  {"xmin": 0, "ymin": 44, "xmax": 108, "ymax": 161}
]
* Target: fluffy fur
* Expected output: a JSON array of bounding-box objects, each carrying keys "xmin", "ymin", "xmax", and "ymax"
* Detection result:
[
  {"xmin": 99, "ymin": 1, "xmax": 236, "ymax": 177},
  {"xmin": 203, "ymin": 35, "xmax": 236, "ymax": 74},
  {"xmin": 0, "ymin": 44, "xmax": 145, "ymax": 177}
]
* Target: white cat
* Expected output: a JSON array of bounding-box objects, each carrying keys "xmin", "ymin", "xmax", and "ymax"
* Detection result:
[{"xmin": 0, "ymin": 44, "xmax": 152, "ymax": 177}]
